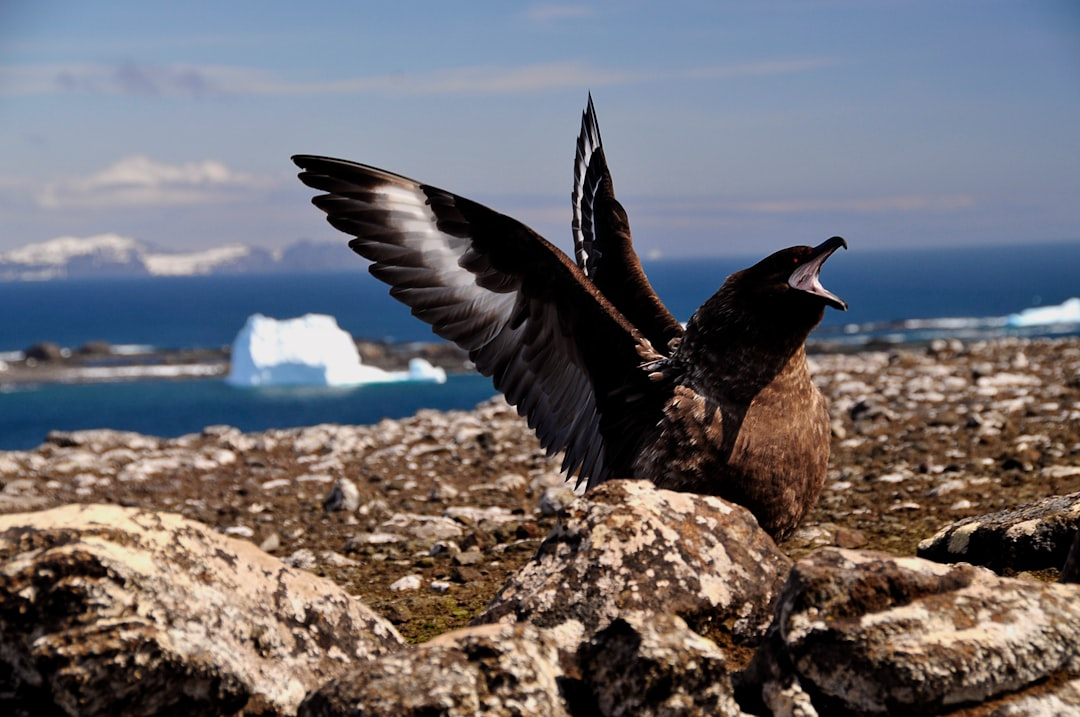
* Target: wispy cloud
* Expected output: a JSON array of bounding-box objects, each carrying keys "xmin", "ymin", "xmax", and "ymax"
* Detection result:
[
  {"xmin": 35, "ymin": 155, "xmax": 270, "ymax": 208},
  {"xmin": 1, "ymin": 57, "xmax": 839, "ymax": 98},
  {"xmin": 0, "ymin": 62, "xmax": 272, "ymax": 98}
]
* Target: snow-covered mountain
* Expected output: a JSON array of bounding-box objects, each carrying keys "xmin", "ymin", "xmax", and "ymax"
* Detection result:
[{"xmin": 0, "ymin": 234, "xmax": 356, "ymax": 280}]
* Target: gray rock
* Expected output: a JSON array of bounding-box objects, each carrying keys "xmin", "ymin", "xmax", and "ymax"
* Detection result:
[
  {"xmin": 0, "ymin": 503, "xmax": 404, "ymax": 716},
  {"xmin": 917, "ymin": 491, "xmax": 1080, "ymax": 574},
  {"xmin": 475, "ymin": 480, "xmax": 791, "ymax": 653},
  {"xmin": 736, "ymin": 548, "xmax": 1080, "ymax": 716},
  {"xmin": 299, "ymin": 622, "xmax": 569, "ymax": 717},
  {"xmin": 323, "ymin": 477, "xmax": 361, "ymax": 513},
  {"xmin": 538, "ymin": 485, "xmax": 577, "ymax": 516},
  {"xmin": 380, "ymin": 511, "xmax": 465, "ymax": 542},
  {"xmin": 390, "ymin": 574, "xmax": 422, "ymax": 592},
  {"xmin": 574, "ymin": 612, "xmax": 748, "ymax": 717}
]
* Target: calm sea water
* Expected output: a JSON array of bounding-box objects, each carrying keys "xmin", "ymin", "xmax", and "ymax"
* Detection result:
[{"xmin": 1, "ymin": 242, "xmax": 1077, "ymax": 450}]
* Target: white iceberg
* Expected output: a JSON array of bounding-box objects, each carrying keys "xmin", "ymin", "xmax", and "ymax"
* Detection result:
[
  {"xmin": 1006, "ymin": 297, "xmax": 1080, "ymax": 328},
  {"xmin": 226, "ymin": 313, "xmax": 446, "ymax": 388}
]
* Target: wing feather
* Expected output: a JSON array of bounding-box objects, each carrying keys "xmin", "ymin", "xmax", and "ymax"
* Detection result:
[
  {"xmin": 294, "ymin": 154, "xmax": 662, "ymax": 486},
  {"xmin": 570, "ymin": 94, "xmax": 683, "ymax": 352}
]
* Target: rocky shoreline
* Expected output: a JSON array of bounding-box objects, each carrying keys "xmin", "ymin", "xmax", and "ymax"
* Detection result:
[
  {"xmin": 0, "ymin": 338, "xmax": 473, "ymax": 385},
  {"xmin": 2, "ymin": 336, "xmax": 1079, "ymax": 714}
]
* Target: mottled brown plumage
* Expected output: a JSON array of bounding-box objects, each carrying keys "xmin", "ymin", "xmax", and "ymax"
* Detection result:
[{"xmin": 292, "ymin": 96, "xmax": 847, "ymax": 540}]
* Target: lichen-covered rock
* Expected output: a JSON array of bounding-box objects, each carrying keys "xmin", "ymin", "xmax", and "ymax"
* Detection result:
[
  {"xmin": 986, "ymin": 677, "xmax": 1080, "ymax": 715},
  {"xmin": 0, "ymin": 503, "xmax": 404, "ymax": 716},
  {"xmin": 474, "ymin": 480, "xmax": 791, "ymax": 654},
  {"xmin": 298, "ymin": 622, "xmax": 568, "ymax": 717},
  {"xmin": 917, "ymin": 491, "xmax": 1080, "ymax": 574},
  {"xmin": 736, "ymin": 548, "xmax": 1080, "ymax": 716},
  {"xmin": 573, "ymin": 612, "xmax": 748, "ymax": 717}
]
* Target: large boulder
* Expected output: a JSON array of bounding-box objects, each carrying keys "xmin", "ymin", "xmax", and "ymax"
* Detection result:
[
  {"xmin": 299, "ymin": 622, "xmax": 568, "ymax": 717},
  {"xmin": 736, "ymin": 548, "xmax": 1080, "ymax": 716},
  {"xmin": 0, "ymin": 504, "xmax": 404, "ymax": 716},
  {"xmin": 573, "ymin": 611, "xmax": 749, "ymax": 717},
  {"xmin": 917, "ymin": 491, "xmax": 1080, "ymax": 574},
  {"xmin": 474, "ymin": 480, "xmax": 791, "ymax": 658}
]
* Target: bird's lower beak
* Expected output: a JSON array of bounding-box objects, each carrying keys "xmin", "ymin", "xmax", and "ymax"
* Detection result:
[{"xmin": 789, "ymin": 236, "xmax": 847, "ymax": 311}]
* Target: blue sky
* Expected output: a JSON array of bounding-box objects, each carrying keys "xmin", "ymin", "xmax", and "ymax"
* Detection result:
[{"xmin": 1, "ymin": 1, "xmax": 1078, "ymax": 258}]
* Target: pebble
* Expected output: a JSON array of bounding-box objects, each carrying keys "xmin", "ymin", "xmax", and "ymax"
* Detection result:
[
  {"xmin": 380, "ymin": 513, "xmax": 464, "ymax": 542},
  {"xmin": 320, "ymin": 551, "xmax": 359, "ymax": 568},
  {"xmin": 389, "ymin": 575, "xmax": 422, "ymax": 592},
  {"xmin": 494, "ymin": 473, "xmax": 528, "ymax": 491},
  {"xmin": 259, "ymin": 532, "xmax": 281, "ymax": 553},
  {"xmin": 429, "ymin": 482, "xmax": 459, "ymax": 501},
  {"xmin": 930, "ymin": 479, "xmax": 968, "ymax": 497},
  {"xmin": 323, "ymin": 478, "xmax": 361, "ymax": 513},
  {"xmin": 429, "ymin": 540, "xmax": 460, "ymax": 557},
  {"xmin": 453, "ymin": 550, "xmax": 484, "ymax": 566},
  {"xmin": 443, "ymin": 506, "xmax": 516, "ymax": 525},
  {"xmin": 284, "ymin": 549, "xmax": 318, "ymax": 570},
  {"xmin": 835, "ymin": 527, "xmax": 868, "ymax": 549},
  {"xmin": 538, "ymin": 486, "xmax": 577, "ymax": 516}
]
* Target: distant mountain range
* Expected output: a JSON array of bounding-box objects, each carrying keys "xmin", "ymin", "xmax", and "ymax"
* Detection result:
[{"xmin": 0, "ymin": 234, "xmax": 361, "ymax": 281}]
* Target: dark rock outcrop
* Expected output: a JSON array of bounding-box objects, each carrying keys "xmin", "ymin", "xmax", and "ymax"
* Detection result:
[
  {"xmin": 23, "ymin": 342, "xmax": 65, "ymax": 362},
  {"xmin": 917, "ymin": 490, "xmax": 1080, "ymax": 574}
]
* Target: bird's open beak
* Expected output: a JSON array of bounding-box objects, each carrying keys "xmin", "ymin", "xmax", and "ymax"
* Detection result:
[{"xmin": 789, "ymin": 236, "xmax": 847, "ymax": 311}]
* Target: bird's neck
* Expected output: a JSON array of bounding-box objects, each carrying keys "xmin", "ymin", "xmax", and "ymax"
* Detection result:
[{"xmin": 675, "ymin": 293, "xmax": 816, "ymax": 403}]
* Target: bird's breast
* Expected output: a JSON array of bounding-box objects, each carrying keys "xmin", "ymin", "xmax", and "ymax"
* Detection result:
[{"xmin": 633, "ymin": 372, "xmax": 830, "ymax": 540}]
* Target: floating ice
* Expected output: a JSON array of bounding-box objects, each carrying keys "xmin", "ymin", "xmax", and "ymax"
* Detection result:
[
  {"xmin": 1006, "ymin": 298, "xmax": 1080, "ymax": 328},
  {"xmin": 226, "ymin": 313, "xmax": 446, "ymax": 387}
]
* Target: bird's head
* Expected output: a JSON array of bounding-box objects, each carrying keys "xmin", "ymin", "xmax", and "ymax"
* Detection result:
[
  {"xmin": 693, "ymin": 236, "xmax": 847, "ymax": 348},
  {"xmin": 736, "ymin": 235, "xmax": 848, "ymax": 313}
]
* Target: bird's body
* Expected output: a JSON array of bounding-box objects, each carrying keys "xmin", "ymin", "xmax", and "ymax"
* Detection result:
[{"xmin": 293, "ymin": 95, "xmax": 847, "ymax": 540}]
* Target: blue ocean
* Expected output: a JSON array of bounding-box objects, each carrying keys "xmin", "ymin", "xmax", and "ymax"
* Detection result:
[{"xmin": 1, "ymin": 242, "xmax": 1078, "ymax": 451}]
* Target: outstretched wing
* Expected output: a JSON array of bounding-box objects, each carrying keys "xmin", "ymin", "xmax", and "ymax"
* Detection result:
[
  {"xmin": 293, "ymin": 154, "xmax": 664, "ymax": 487},
  {"xmin": 571, "ymin": 94, "xmax": 683, "ymax": 352}
]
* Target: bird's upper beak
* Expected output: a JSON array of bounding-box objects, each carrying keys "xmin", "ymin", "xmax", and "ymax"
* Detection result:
[{"xmin": 789, "ymin": 236, "xmax": 847, "ymax": 311}]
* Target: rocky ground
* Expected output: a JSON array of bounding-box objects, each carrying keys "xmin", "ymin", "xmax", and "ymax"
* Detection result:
[{"xmin": 1, "ymin": 336, "xmax": 1078, "ymax": 647}]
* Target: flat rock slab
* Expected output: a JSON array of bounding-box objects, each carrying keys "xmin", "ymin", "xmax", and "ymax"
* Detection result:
[
  {"xmin": 0, "ymin": 503, "xmax": 404, "ymax": 716},
  {"xmin": 299, "ymin": 622, "xmax": 568, "ymax": 717},
  {"xmin": 917, "ymin": 491, "xmax": 1080, "ymax": 574},
  {"xmin": 737, "ymin": 548, "xmax": 1080, "ymax": 716},
  {"xmin": 474, "ymin": 479, "xmax": 792, "ymax": 656}
]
